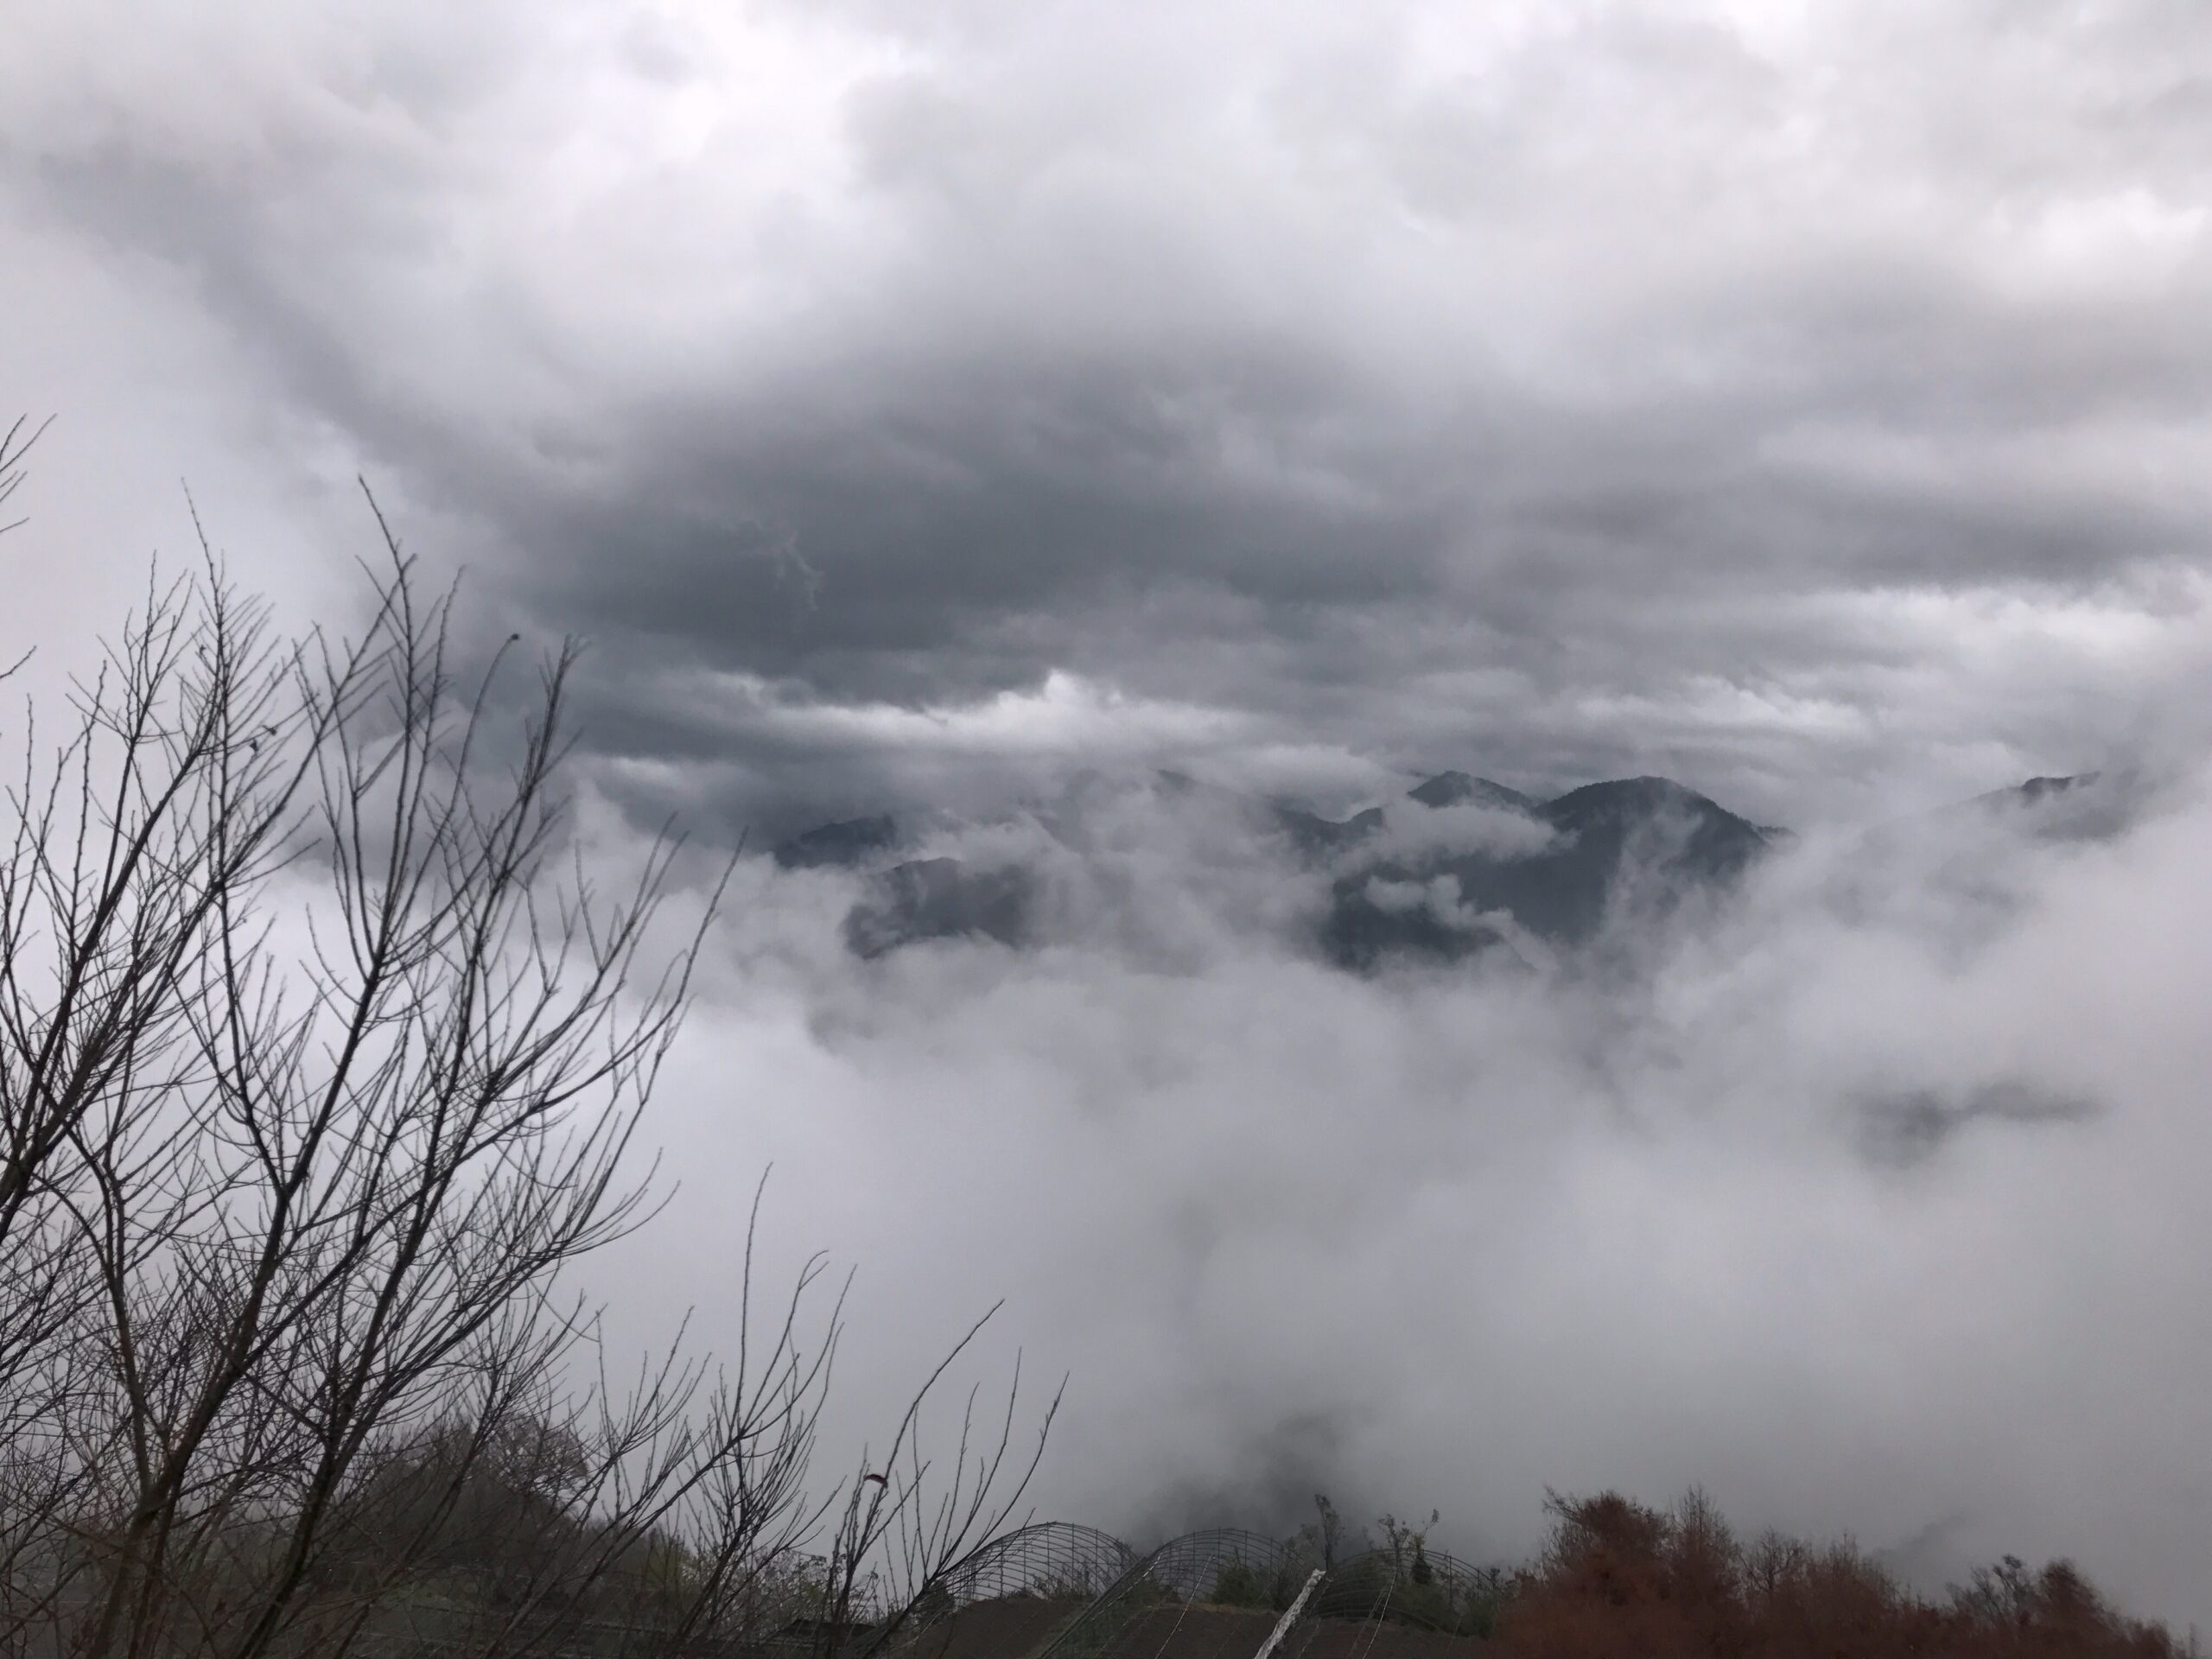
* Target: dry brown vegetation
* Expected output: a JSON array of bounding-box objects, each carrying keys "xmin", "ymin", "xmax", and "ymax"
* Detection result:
[
  {"xmin": 924, "ymin": 1496, "xmax": 2187, "ymax": 1659},
  {"xmin": 1491, "ymin": 1489, "xmax": 2183, "ymax": 1658}
]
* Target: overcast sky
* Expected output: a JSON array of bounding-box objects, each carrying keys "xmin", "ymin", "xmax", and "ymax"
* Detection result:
[
  {"xmin": 9, "ymin": 0, "xmax": 2212, "ymax": 1629},
  {"xmin": 8, "ymin": 0, "xmax": 2211, "ymax": 834}
]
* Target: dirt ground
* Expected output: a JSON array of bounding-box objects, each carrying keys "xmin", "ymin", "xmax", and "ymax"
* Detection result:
[
  {"xmin": 904, "ymin": 1600, "xmax": 1488, "ymax": 1659},
  {"xmin": 896, "ymin": 1597, "xmax": 1093, "ymax": 1659}
]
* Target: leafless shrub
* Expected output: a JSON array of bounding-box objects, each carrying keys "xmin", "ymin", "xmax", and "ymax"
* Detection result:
[{"xmin": 0, "ymin": 465, "xmax": 1055, "ymax": 1659}]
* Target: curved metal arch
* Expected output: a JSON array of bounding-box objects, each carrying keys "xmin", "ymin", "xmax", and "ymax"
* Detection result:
[
  {"xmin": 1308, "ymin": 1543, "xmax": 1512, "ymax": 1635},
  {"xmin": 940, "ymin": 1522, "xmax": 1140, "ymax": 1605},
  {"xmin": 1034, "ymin": 1529, "xmax": 1316, "ymax": 1659},
  {"xmin": 1123, "ymin": 1528, "xmax": 1305, "ymax": 1605},
  {"xmin": 874, "ymin": 1523, "xmax": 1138, "ymax": 1657}
]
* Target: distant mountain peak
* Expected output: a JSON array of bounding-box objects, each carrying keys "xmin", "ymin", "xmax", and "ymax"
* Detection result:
[
  {"xmin": 1945, "ymin": 770, "xmax": 2131, "ymax": 843},
  {"xmin": 844, "ymin": 857, "xmax": 1033, "ymax": 958},
  {"xmin": 1540, "ymin": 775, "xmax": 1759, "ymax": 830},
  {"xmin": 1408, "ymin": 772, "xmax": 1539, "ymax": 812},
  {"xmin": 772, "ymin": 813, "xmax": 900, "ymax": 870},
  {"xmin": 775, "ymin": 762, "xmax": 2145, "ymax": 968},
  {"xmin": 2018, "ymin": 772, "xmax": 2101, "ymax": 802},
  {"xmin": 1536, "ymin": 776, "xmax": 1774, "ymax": 861},
  {"xmin": 1956, "ymin": 771, "xmax": 2111, "ymax": 818}
]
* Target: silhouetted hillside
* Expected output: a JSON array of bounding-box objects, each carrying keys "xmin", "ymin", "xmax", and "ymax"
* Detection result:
[{"xmin": 770, "ymin": 768, "xmax": 2129, "ymax": 967}]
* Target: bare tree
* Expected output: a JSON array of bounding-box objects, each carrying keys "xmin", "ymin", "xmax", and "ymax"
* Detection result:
[
  {"xmin": 809, "ymin": 1310, "xmax": 1062, "ymax": 1659},
  {"xmin": 0, "ymin": 414, "xmax": 52, "ymax": 541},
  {"xmin": 0, "ymin": 551, "xmax": 365, "ymax": 1651},
  {"xmin": 0, "ymin": 474, "xmax": 1057, "ymax": 1659}
]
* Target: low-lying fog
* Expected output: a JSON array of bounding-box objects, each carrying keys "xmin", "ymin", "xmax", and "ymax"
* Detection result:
[{"xmin": 582, "ymin": 764, "xmax": 2212, "ymax": 1631}]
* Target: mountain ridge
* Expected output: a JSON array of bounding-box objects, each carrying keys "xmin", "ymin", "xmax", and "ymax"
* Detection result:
[{"xmin": 772, "ymin": 769, "xmax": 2115, "ymax": 966}]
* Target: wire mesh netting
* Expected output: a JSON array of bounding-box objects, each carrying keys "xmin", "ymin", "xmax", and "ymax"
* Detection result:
[
  {"xmin": 324, "ymin": 1524, "xmax": 1506, "ymax": 1659},
  {"xmin": 876, "ymin": 1523, "xmax": 1141, "ymax": 1659},
  {"xmin": 1033, "ymin": 1530, "xmax": 1316, "ymax": 1659},
  {"xmin": 1303, "ymin": 1547, "xmax": 1511, "ymax": 1639},
  {"xmin": 939, "ymin": 1523, "xmax": 1141, "ymax": 1607}
]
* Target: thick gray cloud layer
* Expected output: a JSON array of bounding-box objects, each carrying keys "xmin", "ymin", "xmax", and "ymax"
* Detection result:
[
  {"xmin": 7, "ymin": 0, "xmax": 2211, "ymax": 832},
  {"xmin": 598, "ymin": 772, "xmax": 2212, "ymax": 1630},
  {"xmin": 8, "ymin": 0, "xmax": 2212, "ymax": 1630}
]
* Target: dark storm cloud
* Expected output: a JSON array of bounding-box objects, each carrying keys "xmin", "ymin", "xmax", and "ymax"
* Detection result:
[{"xmin": 10, "ymin": 0, "xmax": 2211, "ymax": 835}]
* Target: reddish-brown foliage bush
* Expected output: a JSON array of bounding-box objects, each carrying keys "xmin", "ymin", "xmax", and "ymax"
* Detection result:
[{"xmin": 1494, "ymin": 1490, "xmax": 2181, "ymax": 1659}]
